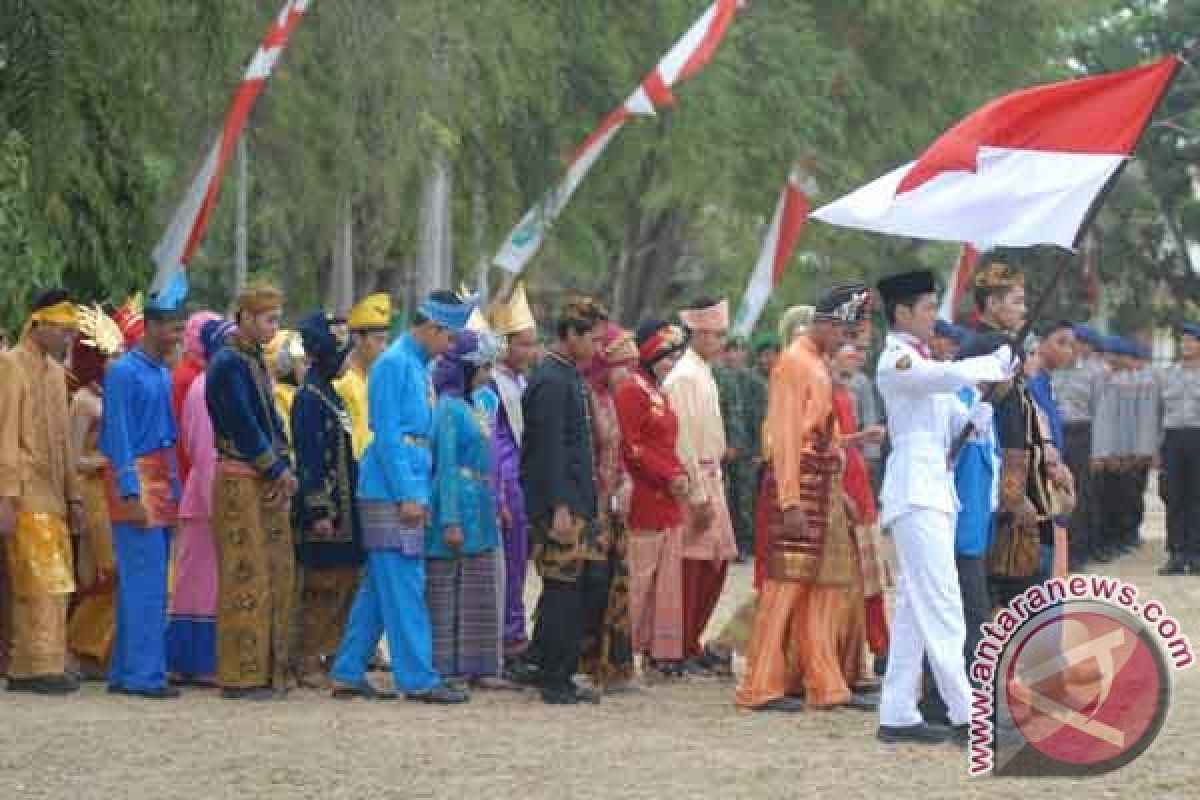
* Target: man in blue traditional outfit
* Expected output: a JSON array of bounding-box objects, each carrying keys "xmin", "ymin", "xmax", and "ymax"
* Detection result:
[
  {"xmin": 329, "ymin": 290, "xmax": 472, "ymax": 704},
  {"xmin": 290, "ymin": 312, "xmax": 366, "ymax": 690},
  {"xmin": 206, "ymin": 281, "xmax": 297, "ymax": 701},
  {"xmin": 99, "ymin": 270, "xmax": 188, "ymax": 698}
]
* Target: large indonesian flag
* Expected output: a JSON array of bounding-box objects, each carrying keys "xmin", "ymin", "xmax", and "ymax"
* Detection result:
[
  {"xmin": 494, "ymin": 0, "xmax": 739, "ymax": 274},
  {"xmin": 732, "ymin": 166, "xmax": 811, "ymax": 337},
  {"xmin": 812, "ymin": 57, "xmax": 1180, "ymax": 250},
  {"xmin": 151, "ymin": 0, "xmax": 310, "ymax": 290}
]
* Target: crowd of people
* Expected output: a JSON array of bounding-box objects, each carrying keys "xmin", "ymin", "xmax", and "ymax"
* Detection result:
[{"xmin": 1, "ymin": 259, "xmax": 1197, "ymax": 748}]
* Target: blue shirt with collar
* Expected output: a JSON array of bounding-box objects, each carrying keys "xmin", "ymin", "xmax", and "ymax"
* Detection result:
[
  {"xmin": 357, "ymin": 333, "xmax": 435, "ymax": 505},
  {"xmin": 98, "ymin": 348, "xmax": 180, "ymax": 500}
]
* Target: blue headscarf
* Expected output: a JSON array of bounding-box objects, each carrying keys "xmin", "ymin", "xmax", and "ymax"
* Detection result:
[
  {"xmin": 199, "ymin": 319, "xmax": 236, "ymax": 361},
  {"xmin": 432, "ymin": 329, "xmax": 486, "ymax": 398}
]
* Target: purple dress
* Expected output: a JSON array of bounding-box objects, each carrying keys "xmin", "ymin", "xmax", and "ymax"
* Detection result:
[{"xmin": 492, "ymin": 365, "xmax": 528, "ymax": 654}]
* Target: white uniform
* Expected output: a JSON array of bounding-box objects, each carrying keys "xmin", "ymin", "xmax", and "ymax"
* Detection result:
[{"xmin": 875, "ymin": 331, "xmax": 1011, "ymax": 728}]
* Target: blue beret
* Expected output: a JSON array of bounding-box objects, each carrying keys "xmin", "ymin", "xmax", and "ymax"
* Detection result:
[
  {"xmin": 934, "ymin": 319, "xmax": 967, "ymax": 343},
  {"xmin": 1072, "ymin": 324, "xmax": 1099, "ymax": 347},
  {"xmin": 1180, "ymin": 323, "xmax": 1200, "ymax": 340}
]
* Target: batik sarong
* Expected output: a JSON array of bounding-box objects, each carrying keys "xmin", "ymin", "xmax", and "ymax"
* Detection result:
[
  {"xmin": 213, "ymin": 462, "xmax": 295, "ymax": 689},
  {"xmin": 425, "ymin": 552, "xmax": 499, "ymax": 680}
]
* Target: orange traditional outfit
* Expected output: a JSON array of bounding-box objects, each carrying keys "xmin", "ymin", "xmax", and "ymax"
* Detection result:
[
  {"xmin": 0, "ymin": 332, "xmax": 80, "ymax": 682},
  {"xmin": 736, "ymin": 334, "xmax": 856, "ymax": 710}
]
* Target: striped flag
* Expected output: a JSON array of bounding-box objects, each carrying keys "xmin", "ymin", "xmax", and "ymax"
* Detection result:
[
  {"xmin": 151, "ymin": 0, "xmax": 310, "ymax": 291},
  {"xmin": 938, "ymin": 244, "xmax": 980, "ymax": 323},
  {"xmin": 732, "ymin": 166, "xmax": 812, "ymax": 337},
  {"xmin": 813, "ymin": 57, "xmax": 1180, "ymax": 251},
  {"xmin": 494, "ymin": 0, "xmax": 739, "ymax": 275}
]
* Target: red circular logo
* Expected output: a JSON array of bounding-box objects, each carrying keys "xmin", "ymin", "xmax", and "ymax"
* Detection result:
[{"xmin": 1000, "ymin": 604, "xmax": 1170, "ymax": 774}]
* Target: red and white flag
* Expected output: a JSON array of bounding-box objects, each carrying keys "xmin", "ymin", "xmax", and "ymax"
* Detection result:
[
  {"xmin": 732, "ymin": 166, "xmax": 811, "ymax": 337},
  {"xmin": 937, "ymin": 244, "xmax": 980, "ymax": 322},
  {"xmin": 494, "ymin": 0, "xmax": 739, "ymax": 274},
  {"xmin": 151, "ymin": 0, "xmax": 310, "ymax": 290},
  {"xmin": 812, "ymin": 57, "xmax": 1180, "ymax": 250}
]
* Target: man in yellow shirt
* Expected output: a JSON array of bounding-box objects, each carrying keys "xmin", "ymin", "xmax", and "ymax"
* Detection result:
[
  {"xmin": 0, "ymin": 290, "xmax": 85, "ymax": 695},
  {"xmin": 334, "ymin": 294, "xmax": 392, "ymax": 460}
]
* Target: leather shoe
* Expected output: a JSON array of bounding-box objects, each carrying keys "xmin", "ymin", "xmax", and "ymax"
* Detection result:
[
  {"xmin": 1159, "ymin": 557, "xmax": 1188, "ymax": 576},
  {"xmin": 877, "ymin": 723, "xmax": 952, "ymax": 745},
  {"xmin": 842, "ymin": 692, "xmax": 879, "ymax": 712},
  {"xmin": 109, "ymin": 686, "xmax": 180, "ymax": 699},
  {"xmin": 221, "ymin": 687, "xmax": 283, "ymax": 702},
  {"xmin": 753, "ymin": 697, "xmax": 805, "ymax": 713},
  {"xmin": 332, "ymin": 682, "xmax": 397, "ymax": 700},
  {"xmin": 406, "ymin": 684, "xmax": 469, "ymax": 704},
  {"xmin": 7, "ymin": 675, "xmax": 79, "ymax": 695},
  {"xmin": 541, "ymin": 685, "xmax": 601, "ymax": 705},
  {"xmin": 950, "ymin": 723, "xmax": 970, "ymax": 747}
]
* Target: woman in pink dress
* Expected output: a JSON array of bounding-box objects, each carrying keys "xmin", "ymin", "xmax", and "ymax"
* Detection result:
[{"xmin": 166, "ymin": 319, "xmax": 234, "ymax": 685}]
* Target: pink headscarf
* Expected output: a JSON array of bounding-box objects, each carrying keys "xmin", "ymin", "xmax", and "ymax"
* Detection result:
[
  {"xmin": 583, "ymin": 323, "xmax": 637, "ymax": 391},
  {"xmin": 184, "ymin": 311, "xmax": 221, "ymax": 362}
]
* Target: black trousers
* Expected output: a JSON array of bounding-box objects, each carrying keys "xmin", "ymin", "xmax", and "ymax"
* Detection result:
[
  {"xmin": 1093, "ymin": 469, "xmax": 1142, "ymax": 553},
  {"xmin": 530, "ymin": 563, "xmax": 612, "ymax": 692},
  {"xmin": 1162, "ymin": 428, "xmax": 1200, "ymax": 559},
  {"xmin": 1062, "ymin": 422, "xmax": 1093, "ymax": 562},
  {"xmin": 921, "ymin": 556, "xmax": 991, "ymax": 720}
]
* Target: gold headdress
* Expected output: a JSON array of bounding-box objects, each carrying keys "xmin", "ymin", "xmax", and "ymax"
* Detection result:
[
  {"xmin": 76, "ymin": 304, "xmax": 123, "ymax": 356},
  {"xmin": 487, "ymin": 282, "xmax": 537, "ymax": 336},
  {"xmin": 974, "ymin": 261, "xmax": 1025, "ymax": 290}
]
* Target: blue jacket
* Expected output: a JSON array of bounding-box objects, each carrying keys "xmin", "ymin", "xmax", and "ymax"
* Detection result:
[
  {"xmin": 357, "ymin": 334, "xmax": 435, "ymax": 504},
  {"xmin": 206, "ymin": 336, "xmax": 289, "ymax": 480},
  {"xmin": 99, "ymin": 349, "xmax": 180, "ymax": 501},
  {"xmin": 953, "ymin": 386, "xmax": 999, "ymax": 558}
]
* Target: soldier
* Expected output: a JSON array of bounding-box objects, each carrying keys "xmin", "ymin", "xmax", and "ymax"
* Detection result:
[{"xmin": 713, "ymin": 338, "xmax": 751, "ymax": 561}]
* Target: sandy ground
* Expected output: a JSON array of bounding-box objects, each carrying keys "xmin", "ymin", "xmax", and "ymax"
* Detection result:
[{"xmin": 3, "ymin": 493, "xmax": 1198, "ymax": 800}]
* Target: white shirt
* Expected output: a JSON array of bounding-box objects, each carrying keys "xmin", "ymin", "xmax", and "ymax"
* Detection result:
[{"xmin": 875, "ymin": 332, "xmax": 1010, "ymax": 527}]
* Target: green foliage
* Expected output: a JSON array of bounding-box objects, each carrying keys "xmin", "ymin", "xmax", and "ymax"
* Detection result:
[{"xmin": 5, "ymin": 0, "xmax": 1178, "ymax": 341}]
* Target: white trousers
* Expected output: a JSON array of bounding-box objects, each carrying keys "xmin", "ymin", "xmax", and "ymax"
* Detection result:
[{"xmin": 879, "ymin": 508, "xmax": 972, "ymax": 727}]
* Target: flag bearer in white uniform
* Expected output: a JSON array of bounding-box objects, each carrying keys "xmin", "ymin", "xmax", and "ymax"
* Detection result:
[{"xmin": 873, "ymin": 270, "xmax": 1015, "ymax": 746}]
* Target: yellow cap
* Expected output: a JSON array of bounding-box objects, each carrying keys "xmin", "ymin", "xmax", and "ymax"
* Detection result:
[
  {"xmin": 487, "ymin": 282, "xmax": 537, "ymax": 336},
  {"xmin": 347, "ymin": 293, "xmax": 392, "ymax": 332}
]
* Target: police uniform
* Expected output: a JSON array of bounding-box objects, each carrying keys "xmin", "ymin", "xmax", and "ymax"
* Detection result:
[
  {"xmin": 874, "ymin": 271, "xmax": 1013, "ymax": 738},
  {"xmin": 1052, "ymin": 328, "xmax": 1104, "ymax": 566},
  {"xmin": 1158, "ymin": 323, "xmax": 1200, "ymax": 573}
]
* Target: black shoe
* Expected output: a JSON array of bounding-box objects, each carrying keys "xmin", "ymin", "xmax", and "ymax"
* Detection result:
[
  {"xmin": 406, "ymin": 684, "xmax": 469, "ymax": 704},
  {"xmin": 950, "ymin": 723, "xmax": 969, "ymax": 747},
  {"xmin": 1091, "ymin": 547, "xmax": 1114, "ymax": 564},
  {"xmin": 877, "ymin": 723, "xmax": 952, "ymax": 745},
  {"xmin": 221, "ymin": 687, "xmax": 282, "ymax": 702},
  {"xmin": 503, "ymin": 659, "xmax": 542, "ymax": 687},
  {"xmin": 540, "ymin": 686, "xmax": 601, "ymax": 705},
  {"xmin": 332, "ymin": 682, "xmax": 397, "ymax": 701},
  {"xmin": 842, "ymin": 692, "xmax": 879, "ymax": 712},
  {"xmin": 681, "ymin": 658, "xmax": 712, "ymax": 676},
  {"xmin": 8, "ymin": 675, "xmax": 79, "ymax": 695},
  {"xmin": 110, "ymin": 686, "xmax": 180, "ymax": 699},
  {"xmin": 1067, "ymin": 555, "xmax": 1088, "ymax": 573},
  {"xmin": 1158, "ymin": 557, "xmax": 1188, "ymax": 576},
  {"xmin": 1188, "ymin": 560, "xmax": 1200, "ymax": 576},
  {"xmin": 753, "ymin": 696, "xmax": 805, "ymax": 713},
  {"xmin": 873, "ymin": 655, "xmax": 888, "ymax": 678}
]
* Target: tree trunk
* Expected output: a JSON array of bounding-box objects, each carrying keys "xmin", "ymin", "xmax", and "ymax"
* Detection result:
[
  {"xmin": 416, "ymin": 158, "xmax": 454, "ymax": 298},
  {"xmin": 234, "ymin": 138, "xmax": 248, "ymax": 294},
  {"xmin": 330, "ymin": 195, "xmax": 355, "ymax": 316},
  {"xmin": 472, "ymin": 145, "xmax": 489, "ymax": 303}
]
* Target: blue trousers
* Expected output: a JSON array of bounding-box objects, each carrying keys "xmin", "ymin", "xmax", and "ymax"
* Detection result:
[
  {"xmin": 109, "ymin": 525, "xmax": 170, "ymax": 690},
  {"xmin": 331, "ymin": 551, "xmax": 440, "ymax": 693}
]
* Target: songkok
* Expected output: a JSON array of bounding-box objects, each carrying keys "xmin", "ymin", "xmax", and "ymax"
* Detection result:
[
  {"xmin": 144, "ymin": 269, "xmax": 189, "ymax": 321},
  {"xmin": 877, "ymin": 270, "xmax": 938, "ymax": 305},
  {"xmin": 814, "ymin": 282, "xmax": 871, "ymax": 324},
  {"xmin": 778, "ymin": 306, "xmax": 815, "ymax": 344},
  {"xmin": 679, "ymin": 298, "xmax": 730, "ymax": 332},
  {"xmin": 488, "ymin": 282, "xmax": 537, "ymax": 336},
  {"xmin": 974, "ymin": 261, "xmax": 1025, "ymax": 290},
  {"xmin": 236, "ymin": 281, "xmax": 285, "ymax": 315},
  {"xmin": 636, "ymin": 320, "xmax": 686, "ymax": 366},
  {"xmin": 1179, "ymin": 322, "xmax": 1200, "ymax": 340},
  {"xmin": 418, "ymin": 291, "xmax": 477, "ymax": 332},
  {"xmin": 347, "ymin": 293, "xmax": 392, "ymax": 332}
]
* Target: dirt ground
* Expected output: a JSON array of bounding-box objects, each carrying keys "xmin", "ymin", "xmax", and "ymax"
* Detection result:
[{"xmin": 3, "ymin": 493, "xmax": 1198, "ymax": 800}]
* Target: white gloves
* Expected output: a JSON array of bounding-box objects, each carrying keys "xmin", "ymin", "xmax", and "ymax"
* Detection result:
[
  {"xmin": 991, "ymin": 345, "xmax": 1019, "ymax": 380},
  {"xmin": 966, "ymin": 401, "xmax": 995, "ymax": 442}
]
